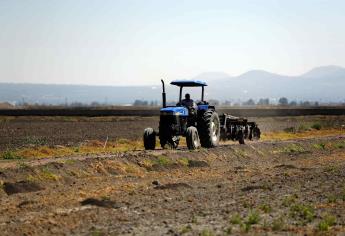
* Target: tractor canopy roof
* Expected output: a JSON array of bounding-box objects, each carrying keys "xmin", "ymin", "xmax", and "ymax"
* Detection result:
[{"xmin": 170, "ymin": 80, "xmax": 207, "ymax": 87}]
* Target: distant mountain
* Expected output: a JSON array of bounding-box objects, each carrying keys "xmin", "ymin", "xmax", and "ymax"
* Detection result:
[
  {"xmin": 196, "ymin": 65, "xmax": 345, "ymax": 102},
  {"xmin": 193, "ymin": 72, "xmax": 232, "ymax": 81},
  {"xmin": 0, "ymin": 65, "xmax": 344, "ymax": 105},
  {"xmin": 237, "ymin": 70, "xmax": 288, "ymax": 80},
  {"xmin": 301, "ymin": 65, "xmax": 345, "ymax": 79}
]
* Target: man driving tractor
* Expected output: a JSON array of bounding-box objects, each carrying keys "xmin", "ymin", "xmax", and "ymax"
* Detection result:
[{"xmin": 181, "ymin": 93, "xmax": 194, "ymax": 107}]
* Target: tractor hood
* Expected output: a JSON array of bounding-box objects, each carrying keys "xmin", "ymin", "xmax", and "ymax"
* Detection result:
[{"xmin": 160, "ymin": 107, "xmax": 188, "ymax": 116}]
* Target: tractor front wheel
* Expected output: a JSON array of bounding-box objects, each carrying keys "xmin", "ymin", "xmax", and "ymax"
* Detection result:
[
  {"xmin": 143, "ymin": 128, "xmax": 156, "ymax": 150},
  {"xmin": 186, "ymin": 126, "xmax": 200, "ymax": 150}
]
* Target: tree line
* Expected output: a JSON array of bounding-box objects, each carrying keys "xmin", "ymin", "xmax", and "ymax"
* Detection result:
[{"xmin": 132, "ymin": 97, "xmax": 325, "ymax": 107}]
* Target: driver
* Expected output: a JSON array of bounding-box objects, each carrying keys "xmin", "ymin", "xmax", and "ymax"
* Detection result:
[{"xmin": 181, "ymin": 93, "xmax": 194, "ymax": 107}]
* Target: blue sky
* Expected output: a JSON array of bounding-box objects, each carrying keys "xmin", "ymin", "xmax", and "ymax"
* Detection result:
[{"xmin": 1, "ymin": 0, "xmax": 344, "ymax": 85}]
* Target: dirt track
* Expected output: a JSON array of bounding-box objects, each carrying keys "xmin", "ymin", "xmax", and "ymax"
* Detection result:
[{"xmin": 1, "ymin": 135, "xmax": 345, "ymax": 235}]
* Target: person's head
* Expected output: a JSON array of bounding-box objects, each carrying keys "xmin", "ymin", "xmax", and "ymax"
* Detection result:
[{"xmin": 185, "ymin": 93, "xmax": 190, "ymax": 100}]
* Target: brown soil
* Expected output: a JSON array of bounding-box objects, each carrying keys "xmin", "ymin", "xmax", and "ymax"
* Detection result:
[
  {"xmin": 0, "ymin": 116, "xmax": 159, "ymax": 151},
  {"xmin": 1, "ymin": 115, "xmax": 345, "ymax": 151},
  {"xmin": 3, "ymin": 181, "xmax": 44, "ymax": 195},
  {"xmin": 0, "ymin": 134, "xmax": 345, "ymax": 235}
]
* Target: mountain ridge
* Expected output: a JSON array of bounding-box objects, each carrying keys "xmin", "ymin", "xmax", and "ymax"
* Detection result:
[
  {"xmin": 0, "ymin": 65, "xmax": 344, "ymax": 104},
  {"xmin": 194, "ymin": 65, "xmax": 345, "ymax": 81}
]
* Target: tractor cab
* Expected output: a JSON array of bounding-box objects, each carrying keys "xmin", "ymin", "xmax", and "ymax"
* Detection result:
[
  {"xmin": 160, "ymin": 80, "xmax": 210, "ymax": 117},
  {"xmin": 170, "ymin": 80, "xmax": 207, "ymax": 105}
]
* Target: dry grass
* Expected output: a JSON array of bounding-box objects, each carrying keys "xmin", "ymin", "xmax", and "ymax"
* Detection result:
[
  {"xmin": 1, "ymin": 139, "xmax": 143, "ymax": 160},
  {"xmin": 27, "ymin": 168, "xmax": 61, "ymax": 182},
  {"xmin": 261, "ymin": 129, "xmax": 344, "ymax": 141},
  {"xmin": 1, "ymin": 128, "xmax": 343, "ymax": 160},
  {"xmin": 0, "ymin": 136, "xmax": 192, "ymax": 160}
]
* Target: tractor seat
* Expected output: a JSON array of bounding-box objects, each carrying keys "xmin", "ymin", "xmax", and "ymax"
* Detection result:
[
  {"xmin": 197, "ymin": 101, "xmax": 209, "ymax": 105},
  {"xmin": 177, "ymin": 102, "xmax": 197, "ymax": 115}
]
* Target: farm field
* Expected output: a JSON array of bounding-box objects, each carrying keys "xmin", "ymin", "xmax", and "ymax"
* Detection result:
[
  {"xmin": 1, "ymin": 115, "xmax": 345, "ymax": 151},
  {"xmin": 0, "ymin": 115, "xmax": 345, "ymax": 235}
]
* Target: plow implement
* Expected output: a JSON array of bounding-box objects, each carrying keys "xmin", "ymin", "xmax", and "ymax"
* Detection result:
[{"xmin": 219, "ymin": 114, "xmax": 261, "ymax": 144}]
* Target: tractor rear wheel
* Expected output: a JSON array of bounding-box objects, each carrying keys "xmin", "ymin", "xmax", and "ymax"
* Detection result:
[
  {"xmin": 198, "ymin": 110, "xmax": 220, "ymax": 148},
  {"xmin": 186, "ymin": 126, "xmax": 200, "ymax": 150},
  {"xmin": 143, "ymin": 128, "xmax": 156, "ymax": 150}
]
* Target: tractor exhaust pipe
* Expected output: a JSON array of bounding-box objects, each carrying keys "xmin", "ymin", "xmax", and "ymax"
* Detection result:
[{"xmin": 161, "ymin": 79, "xmax": 166, "ymax": 108}]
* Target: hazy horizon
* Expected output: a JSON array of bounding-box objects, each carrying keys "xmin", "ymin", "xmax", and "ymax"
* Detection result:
[
  {"xmin": 0, "ymin": 64, "xmax": 343, "ymax": 87},
  {"xmin": 1, "ymin": 0, "xmax": 345, "ymax": 86}
]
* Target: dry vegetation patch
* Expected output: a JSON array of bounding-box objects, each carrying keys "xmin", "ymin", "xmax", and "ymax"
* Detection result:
[
  {"xmin": 0, "ymin": 116, "xmax": 344, "ymax": 235},
  {"xmin": 0, "ymin": 139, "xmax": 143, "ymax": 160},
  {"xmin": 262, "ymin": 128, "xmax": 345, "ymax": 141}
]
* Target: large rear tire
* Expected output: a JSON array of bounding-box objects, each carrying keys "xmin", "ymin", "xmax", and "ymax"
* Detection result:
[
  {"xmin": 186, "ymin": 126, "xmax": 200, "ymax": 150},
  {"xmin": 143, "ymin": 128, "xmax": 156, "ymax": 150},
  {"xmin": 198, "ymin": 110, "xmax": 220, "ymax": 148}
]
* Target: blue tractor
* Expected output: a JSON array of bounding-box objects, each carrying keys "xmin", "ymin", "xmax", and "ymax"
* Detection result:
[{"xmin": 143, "ymin": 79, "xmax": 220, "ymax": 150}]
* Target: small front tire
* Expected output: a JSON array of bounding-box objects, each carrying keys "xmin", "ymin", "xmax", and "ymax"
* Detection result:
[
  {"xmin": 186, "ymin": 126, "xmax": 200, "ymax": 150},
  {"xmin": 143, "ymin": 128, "xmax": 156, "ymax": 150}
]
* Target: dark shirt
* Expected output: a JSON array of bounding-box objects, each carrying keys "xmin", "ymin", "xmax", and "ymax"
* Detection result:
[{"xmin": 181, "ymin": 99, "xmax": 194, "ymax": 107}]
